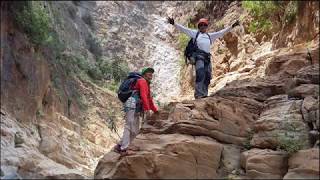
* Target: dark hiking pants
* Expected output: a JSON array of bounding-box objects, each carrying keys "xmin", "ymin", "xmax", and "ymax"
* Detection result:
[{"xmin": 194, "ymin": 51, "xmax": 211, "ymax": 99}]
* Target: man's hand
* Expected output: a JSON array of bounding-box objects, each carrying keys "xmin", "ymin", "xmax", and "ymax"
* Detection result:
[
  {"xmin": 167, "ymin": 17, "xmax": 174, "ymax": 25},
  {"xmin": 145, "ymin": 110, "xmax": 152, "ymax": 119},
  {"xmin": 232, "ymin": 20, "xmax": 240, "ymax": 28}
]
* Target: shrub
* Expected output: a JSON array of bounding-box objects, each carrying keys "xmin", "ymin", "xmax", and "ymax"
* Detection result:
[
  {"xmin": 99, "ymin": 58, "xmax": 129, "ymax": 83},
  {"xmin": 178, "ymin": 56, "xmax": 186, "ymax": 67},
  {"xmin": 14, "ymin": 1, "xmax": 53, "ymax": 47},
  {"xmin": 86, "ymin": 34, "xmax": 103, "ymax": 58},
  {"xmin": 284, "ymin": 1, "xmax": 298, "ymax": 24},
  {"xmin": 105, "ymin": 80, "xmax": 120, "ymax": 92},
  {"xmin": 215, "ymin": 20, "xmax": 225, "ymax": 30},
  {"xmin": 277, "ymin": 132, "xmax": 304, "ymax": 154},
  {"xmin": 242, "ymin": 1, "xmax": 298, "ymax": 33},
  {"xmin": 242, "ymin": 1, "xmax": 278, "ymax": 18},
  {"xmin": 242, "ymin": 1, "xmax": 278, "ymax": 33},
  {"xmin": 111, "ymin": 59, "xmax": 129, "ymax": 82},
  {"xmin": 87, "ymin": 64, "xmax": 103, "ymax": 80},
  {"xmin": 248, "ymin": 19, "xmax": 273, "ymax": 33},
  {"xmin": 244, "ymin": 131, "xmax": 254, "ymax": 149},
  {"xmin": 178, "ymin": 33, "xmax": 190, "ymax": 52},
  {"xmin": 187, "ymin": 21, "xmax": 196, "ymax": 29},
  {"xmin": 106, "ymin": 109, "xmax": 119, "ymax": 135}
]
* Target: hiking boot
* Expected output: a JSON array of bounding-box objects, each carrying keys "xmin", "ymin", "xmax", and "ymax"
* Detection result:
[
  {"xmin": 119, "ymin": 149, "xmax": 136, "ymax": 157},
  {"xmin": 112, "ymin": 144, "xmax": 121, "ymax": 153},
  {"xmin": 195, "ymin": 95, "xmax": 207, "ymax": 99}
]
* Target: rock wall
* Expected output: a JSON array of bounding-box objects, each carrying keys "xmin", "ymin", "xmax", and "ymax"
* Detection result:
[
  {"xmin": 95, "ymin": 40, "xmax": 319, "ymax": 179},
  {"xmin": 94, "ymin": 1, "xmax": 319, "ymax": 177},
  {"xmin": 1, "ymin": 1, "xmax": 319, "ymax": 179},
  {"xmin": 92, "ymin": 1, "xmax": 200, "ymax": 103},
  {"xmin": 1, "ymin": 1, "xmax": 124, "ymax": 178}
]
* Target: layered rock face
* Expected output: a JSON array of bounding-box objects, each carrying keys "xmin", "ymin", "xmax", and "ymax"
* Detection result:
[
  {"xmin": 95, "ymin": 7, "xmax": 320, "ymax": 176},
  {"xmin": 95, "ymin": 134, "xmax": 223, "ymax": 179},
  {"xmin": 1, "ymin": 1, "xmax": 319, "ymax": 179},
  {"xmin": 95, "ymin": 42, "xmax": 319, "ymax": 178},
  {"xmin": 1, "ymin": 1, "xmax": 124, "ymax": 178},
  {"xmin": 92, "ymin": 1, "xmax": 200, "ymax": 103}
]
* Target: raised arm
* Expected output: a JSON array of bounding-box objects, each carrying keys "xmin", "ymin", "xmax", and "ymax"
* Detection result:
[
  {"xmin": 174, "ymin": 23, "xmax": 197, "ymax": 38},
  {"xmin": 167, "ymin": 17, "xmax": 197, "ymax": 38},
  {"xmin": 208, "ymin": 26, "xmax": 232, "ymax": 41}
]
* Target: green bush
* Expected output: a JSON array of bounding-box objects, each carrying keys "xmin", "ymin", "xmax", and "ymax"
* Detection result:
[
  {"xmin": 243, "ymin": 1, "xmax": 278, "ymax": 18},
  {"xmin": 248, "ymin": 19, "xmax": 273, "ymax": 33},
  {"xmin": 243, "ymin": 1, "xmax": 298, "ymax": 33},
  {"xmin": 87, "ymin": 64, "xmax": 103, "ymax": 80},
  {"xmin": 215, "ymin": 20, "xmax": 225, "ymax": 30},
  {"xmin": 284, "ymin": 1, "xmax": 298, "ymax": 24},
  {"xmin": 105, "ymin": 80, "xmax": 120, "ymax": 92},
  {"xmin": 106, "ymin": 109, "xmax": 119, "ymax": 135},
  {"xmin": 14, "ymin": 1, "xmax": 53, "ymax": 47},
  {"xmin": 242, "ymin": 1, "xmax": 278, "ymax": 33},
  {"xmin": 187, "ymin": 21, "xmax": 196, "ymax": 29},
  {"xmin": 99, "ymin": 58, "xmax": 129, "ymax": 83},
  {"xmin": 277, "ymin": 133, "xmax": 304, "ymax": 154},
  {"xmin": 178, "ymin": 33, "xmax": 190, "ymax": 52},
  {"xmin": 86, "ymin": 34, "xmax": 103, "ymax": 58},
  {"xmin": 243, "ymin": 131, "xmax": 254, "ymax": 149}
]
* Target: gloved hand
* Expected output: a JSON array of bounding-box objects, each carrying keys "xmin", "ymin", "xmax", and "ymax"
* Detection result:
[
  {"xmin": 232, "ymin": 20, "xmax": 240, "ymax": 28},
  {"xmin": 167, "ymin": 17, "xmax": 174, "ymax": 25}
]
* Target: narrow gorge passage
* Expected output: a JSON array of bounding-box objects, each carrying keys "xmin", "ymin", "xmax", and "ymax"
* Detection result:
[{"xmin": 1, "ymin": 1, "xmax": 319, "ymax": 179}]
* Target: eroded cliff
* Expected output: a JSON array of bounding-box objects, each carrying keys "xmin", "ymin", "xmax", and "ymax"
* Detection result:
[{"xmin": 1, "ymin": 1, "xmax": 319, "ymax": 179}]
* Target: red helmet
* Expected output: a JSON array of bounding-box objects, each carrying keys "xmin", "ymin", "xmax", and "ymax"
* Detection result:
[{"xmin": 198, "ymin": 18, "xmax": 209, "ymax": 26}]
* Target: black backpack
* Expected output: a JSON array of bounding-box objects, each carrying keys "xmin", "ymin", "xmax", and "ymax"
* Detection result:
[
  {"xmin": 117, "ymin": 72, "xmax": 142, "ymax": 103},
  {"xmin": 184, "ymin": 31, "xmax": 211, "ymax": 65}
]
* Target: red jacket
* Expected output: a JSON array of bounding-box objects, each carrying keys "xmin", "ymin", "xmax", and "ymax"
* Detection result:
[{"xmin": 132, "ymin": 78, "xmax": 158, "ymax": 112}]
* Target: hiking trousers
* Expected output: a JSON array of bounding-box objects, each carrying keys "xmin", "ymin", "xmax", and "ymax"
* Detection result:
[
  {"xmin": 119, "ymin": 97, "xmax": 141, "ymax": 151},
  {"xmin": 194, "ymin": 53, "xmax": 212, "ymax": 98}
]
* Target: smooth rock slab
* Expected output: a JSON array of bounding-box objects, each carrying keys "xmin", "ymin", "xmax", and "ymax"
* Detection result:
[
  {"xmin": 94, "ymin": 133, "xmax": 223, "ymax": 179},
  {"xmin": 240, "ymin": 148, "xmax": 288, "ymax": 179},
  {"xmin": 283, "ymin": 148, "xmax": 320, "ymax": 179}
]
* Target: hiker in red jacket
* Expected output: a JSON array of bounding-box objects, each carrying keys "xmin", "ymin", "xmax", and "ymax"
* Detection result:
[
  {"xmin": 114, "ymin": 67, "xmax": 158, "ymax": 156},
  {"xmin": 134, "ymin": 67, "xmax": 158, "ymax": 114}
]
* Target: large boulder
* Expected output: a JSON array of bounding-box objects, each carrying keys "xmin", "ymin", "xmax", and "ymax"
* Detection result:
[
  {"xmin": 287, "ymin": 84, "xmax": 319, "ymax": 98},
  {"xmin": 142, "ymin": 96, "xmax": 263, "ymax": 145},
  {"xmin": 94, "ymin": 133, "xmax": 223, "ymax": 179},
  {"xmin": 240, "ymin": 148, "xmax": 288, "ymax": 179},
  {"xmin": 283, "ymin": 148, "xmax": 319, "ymax": 179},
  {"xmin": 0, "ymin": 113, "xmax": 87, "ymax": 179},
  {"xmin": 251, "ymin": 95, "xmax": 309, "ymax": 149},
  {"xmin": 302, "ymin": 96, "xmax": 319, "ymax": 128}
]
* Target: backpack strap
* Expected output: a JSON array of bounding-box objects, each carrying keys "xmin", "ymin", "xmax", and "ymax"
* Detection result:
[
  {"xmin": 194, "ymin": 32, "xmax": 212, "ymax": 45},
  {"xmin": 206, "ymin": 33, "xmax": 212, "ymax": 45},
  {"xmin": 193, "ymin": 31, "xmax": 200, "ymax": 46}
]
